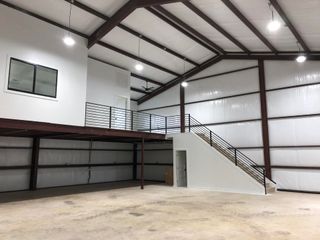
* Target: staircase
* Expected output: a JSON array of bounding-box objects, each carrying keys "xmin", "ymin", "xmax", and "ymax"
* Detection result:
[{"xmin": 168, "ymin": 114, "xmax": 276, "ymax": 194}]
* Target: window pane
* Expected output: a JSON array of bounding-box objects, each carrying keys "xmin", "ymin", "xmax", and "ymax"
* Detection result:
[
  {"xmin": 34, "ymin": 66, "xmax": 57, "ymax": 97},
  {"xmin": 8, "ymin": 59, "xmax": 34, "ymax": 93}
]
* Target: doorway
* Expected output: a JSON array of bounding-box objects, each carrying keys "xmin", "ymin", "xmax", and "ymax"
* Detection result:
[{"xmin": 176, "ymin": 150, "xmax": 187, "ymax": 187}]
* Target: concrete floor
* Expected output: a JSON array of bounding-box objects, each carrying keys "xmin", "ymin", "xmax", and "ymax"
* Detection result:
[{"xmin": 0, "ymin": 183, "xmax": 320, "ymax": 240}]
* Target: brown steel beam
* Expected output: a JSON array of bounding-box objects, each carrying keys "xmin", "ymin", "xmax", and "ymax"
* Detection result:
[
  {"xmin": 180, "ymin": 85, "xmax": 185, "ymax": 133},
  {"xmin": 269, "ymin": 0, "xmax": 310, "ymax": 52},
  {"xmin": 97, "ymin": 41, "xmax": 180, "ymax": 76},
  {"xmin": 138, "ymin": 55, "xmax": 223, "ymax": 104},
  {"xmin": 183, "ymin": 1, "xmax": 250, "ymax": 53},
  {"xmin": 136, "ymin": 0, "xmax": 189, "ymax": 8},
  {"xmin": 140, "ymin": 138, "xmax": 145, "ymax": 189},
  {"xmin": 131, "ymin": 73, "xmax": 164, "ymax": 86},
  {"xmin": 67, "ymin": 0, "xmax": 198, "ymax": 66},
  {"xmin": 88, "ymin": 1, "xmax": 137, "ymax": 48},
  {"xmin": 133, "ymin": 143, "xmax": 138, "ymax": 180},
  {"xmin": 30, "ymin": 137, "xmax": 40, "ymax": 190},
  {"xmin": 153, "ymin": 6, "xmax": 225, "ymax": 54},
  {"xmin": 146, "ymin": 7, "xmax": 219, "ymax": 54},
  {"xmin": 223, "ymin": 54, "xmax": 320, "ymax": 60},
  {"xmin": 258, "ymin": 60, "xmax": 271, "ymax": 179},
  {"xmin": 221, "ymin": 0, "xmax": 277, "ymax": 53},
  {"xmin": 131, "ymin": 87, "xmax": 148, "ymax": 94}
]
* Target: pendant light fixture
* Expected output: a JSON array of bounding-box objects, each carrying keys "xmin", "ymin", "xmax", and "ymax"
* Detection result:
[
  {"xmin": 296, "ymin": 42, "xmax": 307, "ymax": 63},
  {"xmin": 135, "ymin": 36, "xmax": 144, "ymax": 71},
  {"xmin": 181, "ymin": 58, "xmax": 188, "ymax": 88},
  {"xmin": 63, "ymin": 0, "xmax": 75, "ymax": 47},
  {"xmin": 267, "ymin": 2, "xmax": 281, "ymax": 32}
]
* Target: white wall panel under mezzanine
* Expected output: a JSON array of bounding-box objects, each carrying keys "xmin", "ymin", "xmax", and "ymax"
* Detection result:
[{"xmin": 0, "ymin": 5, "xmax": 88, "ymax": 126}]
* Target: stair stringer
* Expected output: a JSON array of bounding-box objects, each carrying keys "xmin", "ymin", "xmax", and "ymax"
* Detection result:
[{"xmin": 170, "ymin": 132, "xmax": 266, "ymax": 195}]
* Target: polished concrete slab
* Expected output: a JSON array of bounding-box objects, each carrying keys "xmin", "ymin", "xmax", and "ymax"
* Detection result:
[{"xmin": 0, "ymin": 184, "xmax": 319, "ymax": 240}]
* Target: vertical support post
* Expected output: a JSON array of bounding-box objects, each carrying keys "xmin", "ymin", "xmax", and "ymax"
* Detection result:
[
  {"xmin": 258, "ymin": 59, "xmax": 272, "ymax": 179},
  {"xmin": 133, "ymin": 143, "xmax": 137, "ymax": 180},
  {"xmin": 188, "ymin": 114, "xmax": 191, "ymax": 132},
  {"xmin": 109, "ymin": 106, "xmax": 112, "ymax": 129},
  {"xmin": 149, "ymin": 114, "xmax": 152, "ymax": 133},
  {"xmin": 180, "ymin": 84, "xmax": 185, "ymax": 133},
  {"xmin": 131, "ymin": 111, "xmax": 134, "ymax": 131},
  {"xmin": 165, "ymin": 116, "xmax": 168, "ymax": 134},
  {"xmin": 210, "ymin": 131, "xmax": 212, "ymax": 146},
  {"xmin": 140, "ymin": 138, "xmax": 144, "ymax": 189},
  {"xmin": 234, "ymin": 148, "xmax": 237, "ymax": 166},
  {"xmin": 30, "ymin": 137, "xmax": 40, "ymax": 190}
]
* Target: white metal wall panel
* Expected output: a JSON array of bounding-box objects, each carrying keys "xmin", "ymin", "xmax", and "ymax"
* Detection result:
[
  {"xmin": 208, "ymin": 121, "xmax": 263, "ymax": 147},
  {"xmin": 186, "ymin": 68, "xmax": 259, "ymax": 102},
  {"xmin": 269, "ymin": 117, "xmax": 320, "ymax": 146},
  {"xmin": 241, "ymin": 149, "xmax": 264, "ymax": 165},
  {"xmin": 267, "ymin": 85, "xmax": 320, "ymax": 117},
  {"xmin": 89, "ymin": 166, "xmax": 132, "ymax": 183},
  {"xmin": 137, "ymin": 165, "xmax": 168, "ymax": 181},
  {"xmin": 271, "ymin": 149, "xmax": 320, "ymax": 166},
  {"xmin": 189, "ymin": 60, "xmax": 257, "ymax": 80},
  {"xmin": 39, "ymin": 150, "xmax": 90, "ymax": 165},
  {"xmin": 137, "ymin": 151, "xmax": 173, "ymax": 164},
  {"xmin": 0, "ymin": 137, "xmax": 33, "ymax": 147},
  {"xmin": 37, "ymin": 168, "xmax": 89, "ymax": 188},
  {"xmin": 0, "ymin": 149, "xmax": 31, "ymax": 166},
  {"xmin": 265, "ymin": 61, "xmax": 320, "ymax": 90},
  {"xmin": 92, "ymin": 142, "xmax": 132, "ymax": 150},
  {"xmin": 272, "ymin": 169, "xmax": 320, "ymax": 192},
  {"xmin": 91, "ymin": 151, "xmax": 132, "ymax": 164},
  {"xmin": 143, "ymin": 106, "xmax": 179, "ymax": 117},
  {"xmin": 186, "ymin": 94, "xmax": 261, "ymax": 123},
  {"xmin": 40, "ymin": 139, "xmax": 90, "ymax": 149},
  {"xmin": 0, "ymin": 170, "xmax": 30, "ymax": 192}
]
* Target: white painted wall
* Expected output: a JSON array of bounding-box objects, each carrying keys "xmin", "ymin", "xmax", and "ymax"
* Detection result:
[
  {"xmin": 171, "ymin": 133, "xmax": 265, "ymax": 195},
  {"xmin": 86, "ymin": 58, "xmax": 131, "ymax": 108},
  {"xmin": 0, "ymin": 5, "xmax": 88, "ymax": 126}
]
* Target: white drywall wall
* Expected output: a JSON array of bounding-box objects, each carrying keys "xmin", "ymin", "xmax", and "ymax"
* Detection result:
[
  {"xmin": 0, "ymin": 5, "xmax": 88, "ymax": 126},
  {"xmin": 171, "ymin": 133, "xmax": 265, "ymax": 195}
]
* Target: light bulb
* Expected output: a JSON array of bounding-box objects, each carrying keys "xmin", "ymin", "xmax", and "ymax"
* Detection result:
[
  {"xmin": 181, "ymin": 81, "xmax": 188, "ymax": 87},
  {"xmin": 135, "ymin": 63, "xmax": 144, "ymax": 71},
  {"xmin": 296, "ymin": 55, "xmax": 306, "ymax": 63},
  {"xmin": 267, "ymin": 20, "xmax": 281, "ymax": 32},
  {"xmin": 63, "ymin": 35, "xmax": 75, "ymax": 46}
]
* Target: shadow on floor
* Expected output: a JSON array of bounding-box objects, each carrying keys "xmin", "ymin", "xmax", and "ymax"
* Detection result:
[{"xmin": 0, "ymin": 180, "xmax": 166, "ymax": 204}]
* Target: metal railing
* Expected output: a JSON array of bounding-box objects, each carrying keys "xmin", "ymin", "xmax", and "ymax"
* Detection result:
[{"xmin": 85, "ymin": 102, "xmax": 268, "ymax": 191}]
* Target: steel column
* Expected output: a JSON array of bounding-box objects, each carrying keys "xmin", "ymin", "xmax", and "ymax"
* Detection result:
[
  {"xmin": 258, "ymin": 59, "xmax": 272, "ymax": 179},
  {"xmin": 29, "ymin": 137, "xmax": 40, "ymax": 190},
  {"xmin": 133, "ymin": 143, "xmax": 137, "ymax": 180},
  {"xmin": 140, "ymin": 138, "xmax": 145, "ymax": 189},
  {"xmin": 180, "ymin": 84, "xmax": 185, "ymax": 133}
]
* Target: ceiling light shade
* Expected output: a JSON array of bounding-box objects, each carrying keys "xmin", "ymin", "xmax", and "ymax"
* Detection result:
[
  {"xmin": 181, "ymin": 81, "xmax": 188, "ymax": 87},
  {"xmin": 63, "ymin": 36, "xmax": 75, "ymax": 46},
  {"xmin": 296, "ymin": 55, "xmax": 306, "ymax": 63},
  {"xmin": 267, "ymin": 20, "xmax": 281, "ymax": 32},
  {"xmin": 135, "ymin": 63, "xmax": 144, "ymax": 71}
]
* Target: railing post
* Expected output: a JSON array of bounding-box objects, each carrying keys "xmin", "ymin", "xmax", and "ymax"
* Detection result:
[
  {"xmin": 234, "ymin": 148, "xmax": 237, "ymax": 166},
  {"xmin": 210, "ymin": 131, "xmax": 212, "ymax": 146},
  {"xmin": 188, "ymin": 114, "xmax": 191, "ymax": 132},
  {"xmin": 109, "ymin": 106, "xmax": 112, "ymax": 129},
  {"xmin": 165, "ymin": 116, "xmax": 168, "ymax": 134},
  {"xmin": 263, "ymin": 169, "xmax": 267, "ymax": 195},
  {"xmin": 131, "ymin": 111, "xmax": 134, "ymax": 131},
  {"xmin": 149, "ymin": 114, "xmax": 152, "ymax": 133}
]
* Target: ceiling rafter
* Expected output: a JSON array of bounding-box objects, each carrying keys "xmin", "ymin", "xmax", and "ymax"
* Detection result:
[
  {"xmin": 269, "ymin": 0, "xmax": 310, "ymax": 53},
  {"xmin": 183, "ymin": 1, "xmax": 250, "ymax": 54},
  {"xmin": 146, "ymin": 7, "xmax": 219, "ymax": 54},
  {"xmin": 131, "ymin": 87, "xmax": 148, "ymax": 94},
  {"xmin": 97, "ymin": 41, "xmax": 181, "ymax": 77},
  {"xmin": 65, "ymin": 0, "xmax": 198, "ymax": 66},
  {"xmin": 87, "ymin": 0, "xmax": 188, "ymax": 48},
  {"xmin": 153, "ymin": 6, "xmax": 226, "ymax": 54},
  {"xmin": 138, "ymin": 55, "xmax": 224, "ymax": 104},
  {"xmin": 221, "ymin": 0, "xmax": 278, "ymax": 53}
]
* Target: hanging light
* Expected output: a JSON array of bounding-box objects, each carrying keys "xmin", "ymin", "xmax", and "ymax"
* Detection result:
[
  {"xmin": 181, "ymin": 81, "xmax": 188, "ymax": 87},
  {"xmin": 63, "ymin": 0, "xmax": 75, "ymax": 47},
  {"xmin": 267, "ymin": 3, "xmax": 281, "ymax": 32},
  {"xmin": 181, "ymin": 58, "xmax": 188, "ymax": 88},
  {"xmin": 135, "ymin": 36, "xmax": 143, "ymax": 71},
  {"xmin": 295, "ymin": 42, "xmax": 307, "ymax": 63}
]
